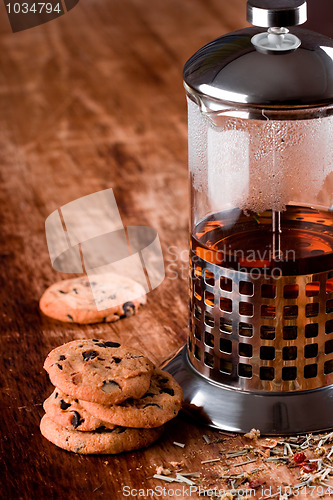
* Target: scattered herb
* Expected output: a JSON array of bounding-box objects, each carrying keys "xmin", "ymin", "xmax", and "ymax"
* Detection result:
[
  {"xmin": 264, "ymin": 457, "xmax": 289, "ymax": 463},
  {"xmin": 201, "ymin": 458, "xmax": 221, "ymax": 464},
  {"xmin": 175, "ymin": 473, "xmax": 196, "ymax": 486},
  {"xmin": 153, "ymin": 474, "xmax": 175, "ymax": 483},
  {"xmin": 173, "ymin": 441, "xmax": 185, "ymax": 448},
  {"xmin": 233, "ymin": 458, "xmax": 256, "ymax": 467},
  {"xmin": 226, "ymin": 449, "xmax": 249, "ymax": 458},
  {"xmin": 244, "ymin": 428, "xmax": 260, "ymax": 440},
  {"xmin": 283, "ymin": 442, "xmax": 294, "ymax": 456},
  {"xmin": 179, "ymin": 472, "xmax": 200, "ymax": 478}
]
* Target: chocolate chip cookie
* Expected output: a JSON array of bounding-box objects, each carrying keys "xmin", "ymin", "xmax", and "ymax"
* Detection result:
[
  {"xmin": 40, "ymin": 415, "xmax": 164, "ymax": 454},
  {"xmin": 43, "ymin": 388, "xmax": 117, "ymax": 431},
  {"xmin": 80, "ymin": 369, "xmax": 183, "ymax": 428},
  {"xmin": 44, "ymin": 339, "xmax": 154, "ymax": 405},
  {"xmin": 39, "ymin": 274, "xmax": 146, "ymax": 324}
]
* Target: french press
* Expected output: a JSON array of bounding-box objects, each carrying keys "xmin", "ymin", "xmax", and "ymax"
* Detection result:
[{"xmin": 166, "ymin": 0, "xmax": 333, "ymax": 434}]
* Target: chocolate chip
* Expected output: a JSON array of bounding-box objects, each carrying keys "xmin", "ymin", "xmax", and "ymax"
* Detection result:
[
  {"xmin": 105, "ymin": 341, "xmax": 120, "ymax": 347},
  {"xmin": 143, "ymin": 403, "xmax": 161, "ymax": 409},
  {"xmin": 71, "ymin": 411, "xmax": 84, "ymax": 429},
  {"xmin": 56, "ymin": 363, "xmax": 63, "ymax": 370},
  {"xmin": 143, "ymin": 392, "xmax": 155, "ymax": 398},
  {"xmin": 95, "ymin": 426, "xmax": 116, "ymax": 434},
  {"xmin": 73, "ymin": 288, "xmax": 79, "ymax": 294},
  {"xmin": 160, "ymin": 388, "xmax": 174, "ymax": 396},
  {"xmin": 55, "ymin": 392, "xmax": 58, "ymax": 399},
  {"xmin": 113, "ymin": 357, "xmax": 121, "ymax": 364},
  {"xmin": 58, "ymin": 290, "xmax": 67, "ymax": 294},
  {"xmin": 92, "ymin": 339, "xmax": 99, "ymax": 342},
  {"xmin": 82, "ymin": 350, "xmax": 98, "ymax": 361},
  {"xmin": 95, "ymin": 341, "xmax": 120, "ymax": 348},
  {"xmin": 67, "ymin": 314, "xmax": 74, "ymax": 321},
  {"xmin": 58, "ymin": 355, "xmax": 66, "ymax": 361},
  {"xmin": 97, "ymin": 357, "xmax": 105, "ymax": 361},
  {"xmin": 75, "ymin": 399, "xmax": 79, "ymax": 403},
  {"xmin": 159, "ymin": 378, "xmax": 168, "ymax": 384},
  {"xmin": 60, "ymin": 400, "xmax": 71, "ymax": 410},
  {"xmin": 95, "ymin": 426, "xmax": 107, "ymax": 433},
  {"xmin": 122, "ymin": 301, "xmax": 135, "ymax": 317},
  {"xmin": 102, "ymin": 317, "xmax": 107, "ymax": 322},
  {"xmin": 101, "ymin": 380, "xmax": 120, "ymax": 393}
]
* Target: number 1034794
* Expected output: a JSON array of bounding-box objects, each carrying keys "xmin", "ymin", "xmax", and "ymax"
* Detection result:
[
  {"xmin": 6, "ymin": 3, "xmax": 62, "ymax": 14},
  {"xmin": 278, "ymin": 485, "xmax": 333, "ymax": 496}
]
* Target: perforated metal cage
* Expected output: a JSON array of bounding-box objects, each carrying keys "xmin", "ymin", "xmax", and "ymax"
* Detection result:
[{"xmin": 188, "ymin": 250, "xmax": 333, "ymax": 393}]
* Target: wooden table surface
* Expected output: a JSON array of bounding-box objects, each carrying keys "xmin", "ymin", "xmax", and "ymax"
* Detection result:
[{"xmin": 2, "ymin": 0, "xmax": 333, "ymax": 499}]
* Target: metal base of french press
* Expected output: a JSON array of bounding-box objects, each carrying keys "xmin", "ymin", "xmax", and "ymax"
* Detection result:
[{"xmin": 164, "ymin": 346, "xmax": 333, "ymax": 436}]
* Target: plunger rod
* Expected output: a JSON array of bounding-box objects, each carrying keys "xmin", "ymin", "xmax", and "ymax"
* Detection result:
[{"xmin": 272, "ymin": 210, "xmax": 282, "ymax": 260}]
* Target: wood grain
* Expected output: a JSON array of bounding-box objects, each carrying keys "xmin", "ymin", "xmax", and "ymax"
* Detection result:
[{"xmin": 1, "ymin": 0, "xmax": 333, "ymax": 498}]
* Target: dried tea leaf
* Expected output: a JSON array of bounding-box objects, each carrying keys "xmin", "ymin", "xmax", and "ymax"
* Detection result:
[{"xmin": 244, "ymin": 428, "xmax": 260, "ymax": 440}]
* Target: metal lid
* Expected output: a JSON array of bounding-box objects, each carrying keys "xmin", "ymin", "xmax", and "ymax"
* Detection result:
[
  {"xmin": 183, "ymin": 27, "xmax": 333, "ymax": 114},
  {"xmin": 247, "ymin": 0, "xmax": 307, "ymax": 28}
]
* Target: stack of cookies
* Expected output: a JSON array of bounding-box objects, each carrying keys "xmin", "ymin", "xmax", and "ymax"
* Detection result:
[{"xmin": 40, "ymin": 339, "xmax": 183, "ymax": 454}]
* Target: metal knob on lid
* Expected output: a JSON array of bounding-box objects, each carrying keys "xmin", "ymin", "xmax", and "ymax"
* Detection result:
[
  {"xmin": 183, "ymin": 0, "xmax": 333, "ymax": 111},
  {"xmin": 247, "ymin": 0, "xmax": 307, "ymax": 28},
  {"xmin": 247, "ymin": 0, "xmax": 307, "ymax": 54}
]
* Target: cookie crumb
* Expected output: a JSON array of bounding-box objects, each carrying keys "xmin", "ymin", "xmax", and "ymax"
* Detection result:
[
  {"xmin": 170, "ymin": 461, "xmax": 183, "ymax": 468},
  {"xmin": 156, "ymin": 466, "xmax": 171, "ymax": 475}
]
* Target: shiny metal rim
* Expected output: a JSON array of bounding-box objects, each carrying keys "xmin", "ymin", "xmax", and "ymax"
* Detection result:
[{"xmin": 164, "ymin": 346, "xmax": 333, "ymax": 435}]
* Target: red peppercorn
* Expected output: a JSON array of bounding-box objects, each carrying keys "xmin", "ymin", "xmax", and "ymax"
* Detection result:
[
  {"xmin": 294, "ymin": 451, "xmax": 306, "ymax": 463},
  {"xmin": 301, "ymin": 462, "xmax": 317, "ymax": 473},
  {"xmin": 248, "ymin": 480, "xmax": 265, "ymax": 489}
]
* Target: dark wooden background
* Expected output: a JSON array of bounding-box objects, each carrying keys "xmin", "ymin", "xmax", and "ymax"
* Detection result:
[{"xmin": 1, "ymin": 0, "xmax": 333, "ymax": 499}]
